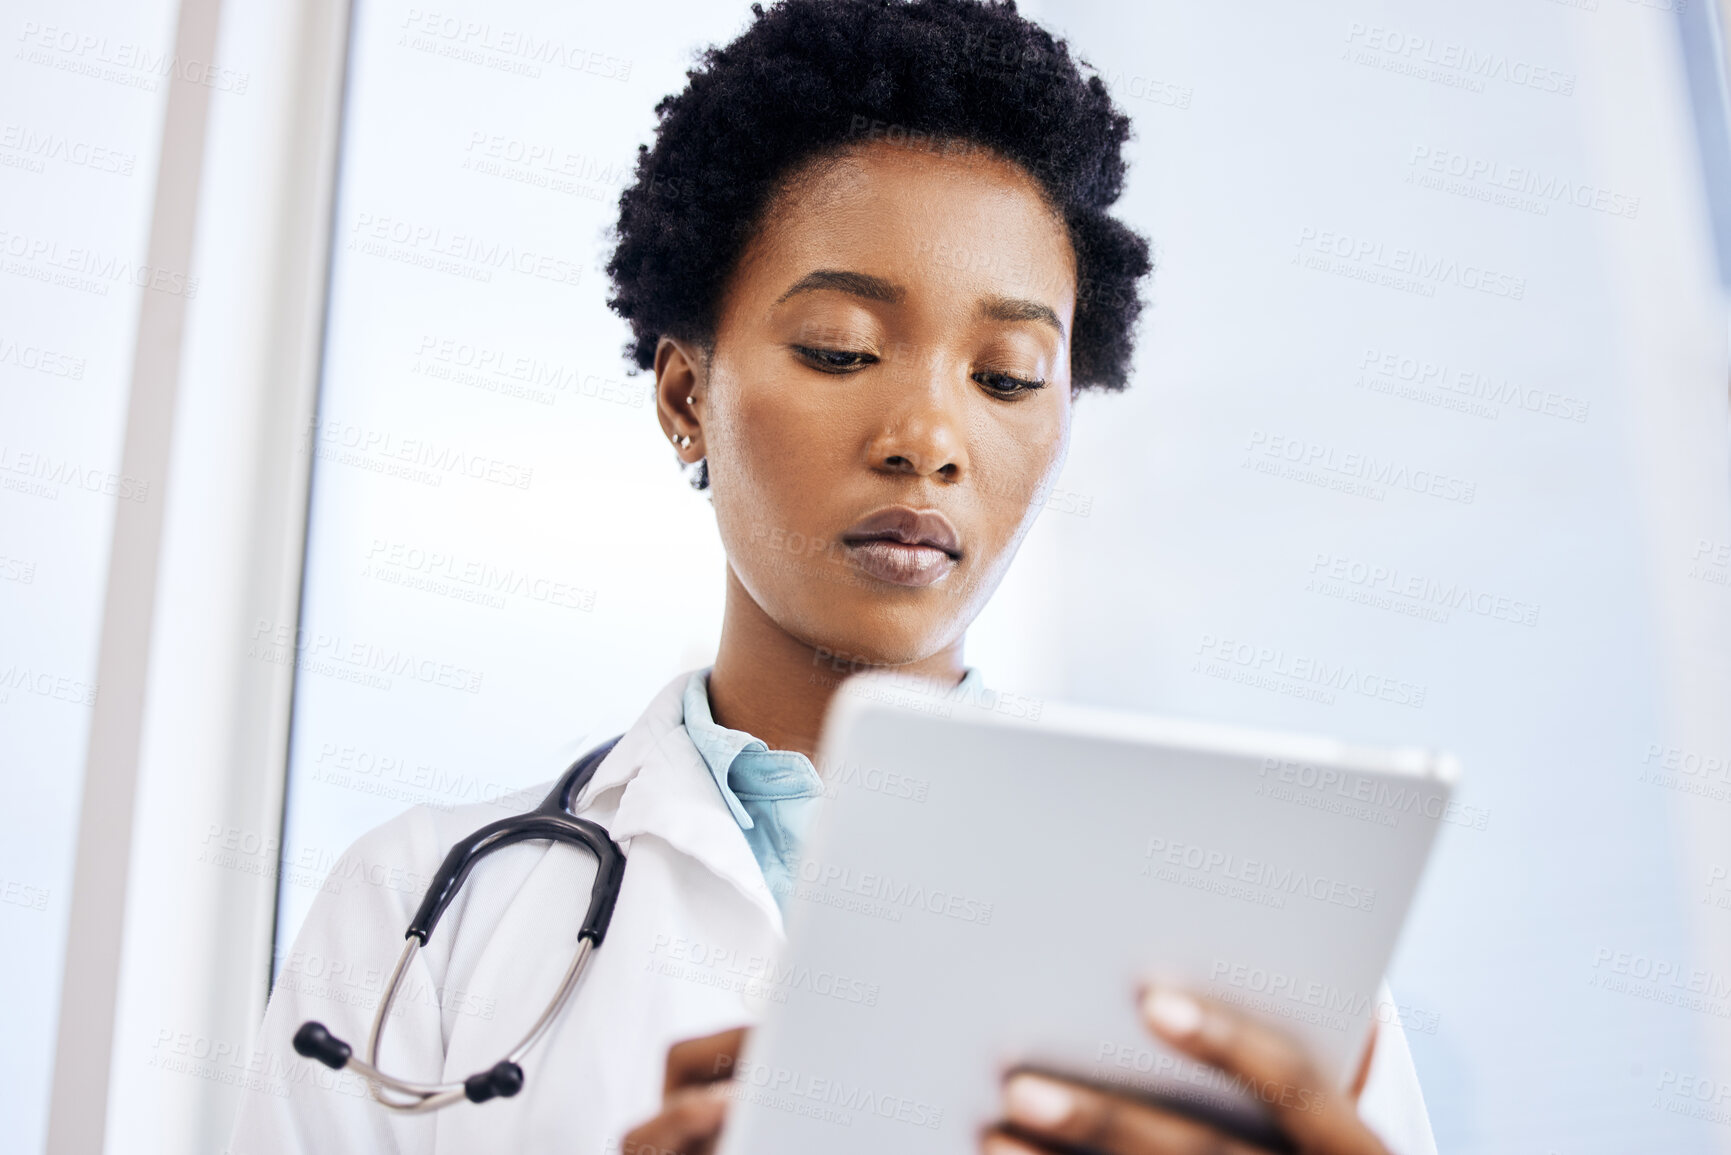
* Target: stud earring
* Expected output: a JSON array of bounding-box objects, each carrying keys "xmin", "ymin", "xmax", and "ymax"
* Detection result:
[
  {"xmin": 678, "ymin": 435, "xmax": 692, "ymax": 449},
  {"xmin": 684, "ymin": 396, "xmax": 695, "ymax": 405}
]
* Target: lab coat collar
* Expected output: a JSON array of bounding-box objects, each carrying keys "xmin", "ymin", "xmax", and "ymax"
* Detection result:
[{"xmin": 577, "ymin": 671, "xmax": 786, "ymax": 936}]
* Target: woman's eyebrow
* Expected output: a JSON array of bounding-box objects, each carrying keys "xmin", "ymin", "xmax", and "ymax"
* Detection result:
[
  {"xmin": 776, "ymin": 269, "xmax": 905, "ymax": 305},
  {"xmin": 775, "ymin": 271, "xmax": 1064, "ymax": 338},
  {"xmin": 979, "ymin": 294, "xmax": 1065, "ymax": 339}
]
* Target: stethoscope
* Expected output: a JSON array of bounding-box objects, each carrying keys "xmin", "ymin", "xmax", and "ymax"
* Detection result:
[{"xmin": 293, "ymin": 736, "xmax": 625, "ymax": 1112}]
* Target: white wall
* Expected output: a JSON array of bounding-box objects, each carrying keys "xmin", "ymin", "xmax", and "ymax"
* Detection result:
[
  {"xmin": 102, "ymin": 2, "xmax": 343, "ymax": 1151},
  {"xmin": 0, "ymin": 2, "xmax": 180, "ymax": 1149}
]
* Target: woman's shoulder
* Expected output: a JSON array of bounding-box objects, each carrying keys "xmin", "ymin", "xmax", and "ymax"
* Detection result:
[
  {"xmin": 289, "ymin": 782, "xmax": 542, "ymax": 939},
  {"xmin": 358, "ymin": 785, "xmax": 539, "ymax": 864},
  {"xmin": 1358, "ymin": 982, "xmax": 1439, "ymax": 1155},
  {"xmin": 307, "ymin": 722, "xmax": 657, "ymax": 921}
]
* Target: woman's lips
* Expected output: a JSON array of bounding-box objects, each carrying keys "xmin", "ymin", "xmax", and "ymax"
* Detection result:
[
  {"xmin": 840, "ymin": 506, "xmax": 962, "ymax": 588},
  {"xmin": 844, "ymin": 539, "xmax": 957, "ymax": 587}
]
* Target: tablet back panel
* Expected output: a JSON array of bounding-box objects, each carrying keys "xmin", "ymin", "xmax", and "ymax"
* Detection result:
[{"xmin": 717, "ymin": 688, "xmax": 1454, "ymax": 1154}]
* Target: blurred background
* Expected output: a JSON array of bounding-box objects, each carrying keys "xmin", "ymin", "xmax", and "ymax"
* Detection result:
[{"xmin": 3, "ymin": 0, "xmax": 1730, "ymax": 1151}]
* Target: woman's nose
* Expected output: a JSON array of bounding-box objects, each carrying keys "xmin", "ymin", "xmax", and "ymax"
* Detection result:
[{"xmin": 866, "ymin": 397, "xmax": 969, "ymax": 483}]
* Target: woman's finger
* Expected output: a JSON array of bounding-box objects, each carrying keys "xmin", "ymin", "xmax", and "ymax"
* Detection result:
[
  {"xmin": 662, "ymin": 1026, "xmax": 750, "ymax": 1095},
  {"xmin": 1140, "ymin": 986, "xmax": 1390, "ymax": 1155},
  {"xmin": 621, "ymin": 1083, "xmax": 732, "ymax": 1155},
  {"xmin": 1348, "ymin": 1022, "xmax": 1379, "ymax": 1102},
  {"xmin": 979, "ymin": 1129, "xmax": 1047, "ymax": 1155},
  {"xmin": 993, "ymin": 1071, "xmax": 1269, "ymax": 1155}
]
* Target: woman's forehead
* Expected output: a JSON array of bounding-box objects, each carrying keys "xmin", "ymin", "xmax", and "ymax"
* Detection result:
[{"xmin": 740, "ymin": 141, "xmax": 1077, "ymax": 306}]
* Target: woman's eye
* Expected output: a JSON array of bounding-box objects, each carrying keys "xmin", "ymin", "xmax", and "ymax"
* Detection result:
[
  {"xmin": 973, "ymin": 369, "xmax": 1046, "ymax": 396},
  {"xmin": 793, "ymin": 345, "xmax": 878, "ymax": 372}
]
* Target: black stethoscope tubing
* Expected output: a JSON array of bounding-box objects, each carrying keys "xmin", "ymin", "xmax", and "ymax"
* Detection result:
[{"xmin": 293, "ymin": 736, "xmax": 626, "ymax": 1111}]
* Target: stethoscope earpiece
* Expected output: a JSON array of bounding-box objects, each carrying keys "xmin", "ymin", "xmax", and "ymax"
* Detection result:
[
  {"xmin": 464, "ymin": 1061, "xmax": 526, "ymax": 1103},
  {"xmin": 293, "ymin": 1021, "xmax": 351, "ymax": 1069}
]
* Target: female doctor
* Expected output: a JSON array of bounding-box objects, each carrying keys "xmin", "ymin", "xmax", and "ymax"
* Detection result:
[{"xmin": 229, "ymin": 1, "xmax": 1436, "ymax": 1152}]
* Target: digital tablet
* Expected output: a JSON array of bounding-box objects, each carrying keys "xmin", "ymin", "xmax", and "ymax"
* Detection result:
[{"xmin": 715, "ymin": 675, "xmax": 1457, "ymax": 1154}]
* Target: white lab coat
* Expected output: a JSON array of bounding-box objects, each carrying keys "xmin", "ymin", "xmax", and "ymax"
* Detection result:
[{"xmin": 227, "ymin": 672, "xmax": 1439, "ymax": 1155}]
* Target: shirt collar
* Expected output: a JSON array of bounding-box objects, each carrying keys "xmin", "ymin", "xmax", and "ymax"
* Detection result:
[
  {"xmin": 682, "ymin": 670, "xmax": 826, "ymax": 829},
  {"xmin": 681, "ymin": 667, "xmax": 990, "ymax": 807}
]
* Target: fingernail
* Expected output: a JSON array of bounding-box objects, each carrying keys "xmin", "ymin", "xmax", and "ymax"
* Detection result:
[
  {"xmin": 1004, "ymin": 1074, "xmax": 1074, "ymax": 1127},
  {"xmin": 1143, "ymin": 988, "xmax": 1203, "ymax": 1038}
]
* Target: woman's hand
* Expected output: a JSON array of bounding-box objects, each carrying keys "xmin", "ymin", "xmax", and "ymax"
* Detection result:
[
  {"xmin": 618, "ymin": 1027, "xmax": 749, "ymax": 1155},
  {"xmin": 985, "ymin": 987, "xmax": 1389, "ymax": 1155}
]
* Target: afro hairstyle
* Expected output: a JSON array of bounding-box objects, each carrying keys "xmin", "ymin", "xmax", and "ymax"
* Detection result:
[{"xmin": 605, "ymin": 0, "xmax": 1153, "ymax": 463}]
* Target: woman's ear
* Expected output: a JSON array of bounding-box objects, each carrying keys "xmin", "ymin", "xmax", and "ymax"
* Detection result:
[{"xmin": 654, "ymin": 336, "xmax": 706, "ymax": 463}]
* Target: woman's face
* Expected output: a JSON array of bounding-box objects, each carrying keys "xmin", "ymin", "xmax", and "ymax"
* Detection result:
[{"xmin": 659, "ymin": 139, "xmax": 1076, "ymax": 668}]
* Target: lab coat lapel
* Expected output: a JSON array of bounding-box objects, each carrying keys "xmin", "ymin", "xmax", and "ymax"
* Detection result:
[{"xmin": 586, "ymin": 672, "xmax": 786, "ymax": 937}]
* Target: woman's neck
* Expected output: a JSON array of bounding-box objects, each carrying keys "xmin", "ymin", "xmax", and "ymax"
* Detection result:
[{"xmin": 705, "ymin": 566, "xmax": 967, "ymax": 760}]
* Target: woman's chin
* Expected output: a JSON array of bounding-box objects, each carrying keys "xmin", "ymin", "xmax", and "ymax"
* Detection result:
[{"xmin": 796, "ymin": 607, "xmax": 968, "ymax": 677}]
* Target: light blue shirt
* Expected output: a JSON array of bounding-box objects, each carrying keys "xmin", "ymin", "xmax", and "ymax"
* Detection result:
[{"xmin": 681, "ymin": 667, "xmax": 985, "ymax": 913}]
